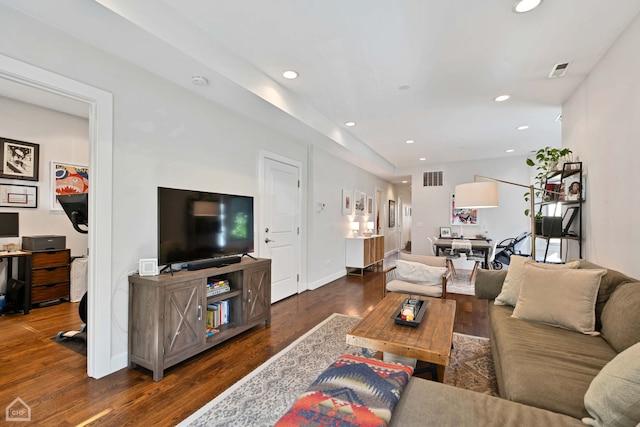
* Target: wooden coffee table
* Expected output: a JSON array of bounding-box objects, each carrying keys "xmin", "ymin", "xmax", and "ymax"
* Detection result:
[{"xmin": 346, "ymin": 292, "xmax": 456, "ymax": 382}]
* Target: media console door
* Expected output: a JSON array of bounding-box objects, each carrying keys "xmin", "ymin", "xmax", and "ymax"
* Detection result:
[
  {"xmin": 243, "ymin": 263, "xmax": 271, "ymax": 325},
  {"xmin": 163, "ymin": 279, "xmax": 206, "ymax": 365}
]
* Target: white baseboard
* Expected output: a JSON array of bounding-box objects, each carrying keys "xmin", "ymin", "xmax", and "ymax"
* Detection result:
[{"xmin": 308, "ymin": 269, "xmax": 346, "ymax": 290}]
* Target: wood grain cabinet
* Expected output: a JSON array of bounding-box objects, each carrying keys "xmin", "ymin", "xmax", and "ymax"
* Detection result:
[
  {"xmin": 128, "ymin": 258, "xmax": 271, "ymax": 381},
  {"xmin": 19, "ymin": 249, "xmax": 70, "ymax": 306},
  {"xmin": 345, "ymin": 235, "xmax": 384, "ymax": 275}
]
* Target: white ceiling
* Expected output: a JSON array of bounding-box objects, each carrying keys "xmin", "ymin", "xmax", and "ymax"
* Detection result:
[{"xmin": 3, "ymin": 0, "xmax": 640, "ymax": 182}]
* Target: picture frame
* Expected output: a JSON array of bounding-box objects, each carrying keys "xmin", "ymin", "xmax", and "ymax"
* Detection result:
[
  {"xmin": 51, "ymin": 161, "xmax": 89, "ymax": 210},
  {"xmin": 440, "ymin": 227, "xmax": 452, "ymax": 238},
  {"xmin": 342, "ymin": 189, "xmax": 353, "ymax": 216},
  {"xmin": 366, "ymin": 196, "xmax": 373, "ymax": 216},
  {"xmin": 0, "ymin": 184, "xmax": 37, "ymax": 208},
  {"xmin": 451, "ymin": 194, "xmax": 478, "ymax": 225},
  {"xmin": 563, "ymin": 176, "xmax": 585, "ymax": 202},
  {"xmin": 388, "ymin": 200, "xmax": 396, "ymax": 228},
  {"xmin": 354, "ymin": 190, "xmax": 366, "ymax": 216},
  {"xmin": 0, "ymin": 137, "xmax": 39, "ymax": 181}
]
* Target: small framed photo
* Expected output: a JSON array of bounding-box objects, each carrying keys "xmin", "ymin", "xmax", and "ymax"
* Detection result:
[
  {"xmin": 389, "ymin": 200, "xmax": 396, "ymax": 228},
  {"xmin": 563, "ymin": 177, "xmax": 585, "ymax": 201},
  {"xmin": 366, "ymin": 196, "xmax": 373, "ymax": 215},
  {"xmin": 0, "ymin": 137, "xmax": 40, "ymax": 181},
  {"xmin": 0, "ymin": 184, "xmax": 37, "ymax": 208},
  {"xmin": 440, "ymin": 227, "xmax": 452, "ymax": 238},
  {"xmin": 354, "ymin": 190, "xmax": 366, "ymax": 216},
  {"xmin": 342, "ymin": 189, "xmax": 353, "ymax": 216}
]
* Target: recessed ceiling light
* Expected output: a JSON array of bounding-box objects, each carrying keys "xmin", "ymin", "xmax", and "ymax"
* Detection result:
[
  {"xmin": 192, "ymin": 75, "xmax": 209, "ymax": 86},
  {"xmin": 516, "ymin": 125, "xmax": 529, "ymax": 130},
  {"xmin": 406, "ymin": 139, "xmax": 415, "ymax": 144},
  {"xmin": 419, "ymin": 157, "xmax": 426, "ymax": 161},
  {"xmin": 402, "ymin": 180, "xmax": 408, "ymax": 184},
  {"xmin": 513, "ymin": 0, "xmax": 543, "ymax": 13},
  {"xmin": 506, "ymin": 149, "xmax": 515, "ymax": 153},
  {"xmin": 494, "ymin": 94, "xmax": 510, "ymax": 102},
  {"xmin": 282, "ymin": 70, "xmax": 299, "ymax": 80},
  {"xmin": 345, "ymin": 121, "xmax": 356, "ymax": 127}
]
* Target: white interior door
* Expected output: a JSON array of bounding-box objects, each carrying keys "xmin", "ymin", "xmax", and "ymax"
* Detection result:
[{"xmin": 261, "ymin": 157, "xmax": 300, "ymax": 303}]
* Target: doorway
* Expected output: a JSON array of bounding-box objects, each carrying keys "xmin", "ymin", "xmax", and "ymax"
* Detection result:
[
  {"xmin": 259, "ymin": 152, "xmax": 302, "ymax": 303},
  {"xmin": 0, "ymin": 54, "xmax": 114, "ymax": 378}
]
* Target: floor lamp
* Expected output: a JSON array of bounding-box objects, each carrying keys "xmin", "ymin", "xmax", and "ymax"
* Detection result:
[{"xmin": 454, "ymin": 176, "xmax": 541, "ymax": 260}]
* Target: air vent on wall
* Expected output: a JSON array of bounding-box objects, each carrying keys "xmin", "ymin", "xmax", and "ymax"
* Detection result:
[
  {"xmin": 549, "ymin": 62, "xmax": 569, "ymax": 78},
  {"xmin": 423, "ymin": 171, "xmax": 444, "ymax": 187}
]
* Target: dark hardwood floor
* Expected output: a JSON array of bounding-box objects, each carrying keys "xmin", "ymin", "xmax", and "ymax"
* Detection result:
[{"xmin": 0, "ymin": 262, "xmax": 487, "ymax": 426}]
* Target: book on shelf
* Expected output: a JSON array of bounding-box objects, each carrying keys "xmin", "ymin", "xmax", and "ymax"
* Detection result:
[
  {"xmin": 206, "ymin": 300, "xmax": 230, "ymax": 328},
  {"xmin": 206, "ymin": 279, "xmax": 231, "ymax": 297}
]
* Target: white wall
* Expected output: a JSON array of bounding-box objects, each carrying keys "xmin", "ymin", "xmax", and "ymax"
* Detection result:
[
  {"xmin": 0, "ymin": 96, "xmax": 89, "ymax": 292},
  {"xmin": 307, "ymin": 146, "xmax": 397, "ymax": 288},
  {"xmin": 410, "ymin": 156, "xmax": 531, "ymax": 257},
  {"xmin": 563, "ymin": 12, "xmax": 640, "ymax": 278},
  {"xmin": 0, "ymin": 5, "xmax": 396, "ymax": 374}
]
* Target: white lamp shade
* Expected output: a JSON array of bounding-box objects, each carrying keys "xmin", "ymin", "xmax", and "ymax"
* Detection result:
[
  {"xmin": 455, "ymin": 182, "xmax": 499, "ymax": 208},
  {"xmin": 367, "ymin": 221, "xmax": 374, "ymax": 230},
  {"xmin": 350, "ymin": 222, "xmax": 360, "ymax": 231}
]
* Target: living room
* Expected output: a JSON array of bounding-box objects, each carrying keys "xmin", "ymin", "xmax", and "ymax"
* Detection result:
[{"xmin": 0, "ymin": 1, "xmax": 639, "ymax": 425}]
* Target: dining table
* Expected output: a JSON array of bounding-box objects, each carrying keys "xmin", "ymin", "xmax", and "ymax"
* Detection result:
[{"xmin": 434, "ymin": 238, "xmax": 492, "ymax": 269}]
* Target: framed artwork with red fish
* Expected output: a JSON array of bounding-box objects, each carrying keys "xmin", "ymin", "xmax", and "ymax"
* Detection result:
[{"xmin": 50, "ymin": 161, "xmax": 89, "ymax": 210}]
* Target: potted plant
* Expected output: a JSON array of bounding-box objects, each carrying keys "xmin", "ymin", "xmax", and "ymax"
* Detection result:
[{"xmin": 523, "ymin": 147, "xmax": 573, "ymax": 232}]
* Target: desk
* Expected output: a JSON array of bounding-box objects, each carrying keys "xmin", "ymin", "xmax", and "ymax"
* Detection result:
[
  {"xmin": 434, "ymin": 238, "xmax": 491, "ymax": 269},
  {"xmin": 0, "ymin": 251, "xmax": 32, "ymax": 314}
]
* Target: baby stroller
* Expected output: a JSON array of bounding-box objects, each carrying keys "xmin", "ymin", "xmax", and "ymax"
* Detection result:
[{"xmin": 492, "ymin": 231, "xmax": 530, "ymax": 270}]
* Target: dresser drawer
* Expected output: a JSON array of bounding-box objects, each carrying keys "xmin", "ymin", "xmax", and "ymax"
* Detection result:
[
  {"xmin": 32, "ymin": 266, "xmax": 70, "ymax": 286},
  {"xmin": 32, "ymin": 282, "xmax": 69, "ymax": 303},
  {"xmin": 32, "ymin": 250, "xmax": 70, "ymax": 269}
]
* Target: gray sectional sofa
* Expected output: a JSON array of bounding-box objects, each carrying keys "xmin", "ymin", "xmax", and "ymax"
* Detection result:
[{"xmin": 388, "ymin": 259, "xmax": 640, "ymax": 426}]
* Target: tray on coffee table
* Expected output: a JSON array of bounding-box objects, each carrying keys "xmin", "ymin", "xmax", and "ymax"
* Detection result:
[{"xmin": 391, "ymin": 298, "xmax": 428, "ymax": 327}]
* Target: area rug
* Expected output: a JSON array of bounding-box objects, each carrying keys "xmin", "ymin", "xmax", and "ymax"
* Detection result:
[{"xmin": 178, "ymin": 313, "xmax": 496, "ymax": 427}]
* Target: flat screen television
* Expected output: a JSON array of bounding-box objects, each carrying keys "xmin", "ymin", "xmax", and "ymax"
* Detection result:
[{"xmin": 158, "ymin": 187, "xmax": 254, "ymax": 266}]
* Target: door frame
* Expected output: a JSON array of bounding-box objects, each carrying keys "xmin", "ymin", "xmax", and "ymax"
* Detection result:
[
  {"xmin": 258, "ymin": 150, "xmax": 304, "ymax": 295},
  {"xmin": 0, "ymin": 54, "xmax": 114, "ymax": 379}
]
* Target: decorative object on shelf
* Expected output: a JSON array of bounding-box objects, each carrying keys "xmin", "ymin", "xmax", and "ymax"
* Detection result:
[
  {"xmin": 363, "ymin": 221, "xmax": 375, "ymax": 237},
  {"xmin": 350, "ymin": 221, "xmax": 360, "ymax": 237},
  {"xmin": 524, "ymin": 146, "xmax": 572, "ymax": 216},
  {"xmin": 440, "ymin": 227, "xmax": 452, "ymax": 238},
  {"xmin": 353, "ymin": 190, "xmax": 365, "ymax": 216},
  {"xmin": 389, "ymin": 200, "xmax": 396, "ymax": 227},
  {"xmin": 0, "ymin": 137, "xmax": 39, "ymax": 181},
  {"xmin": 0, "ymin": 184, "xmax": 37, "ymax": 208},
  {"xmin": 451, "ymin": 194, "xmax": 478, "ymax": 225},
  {"xmin": 392, "ymin": 297, "xmax": 428, "ymax": 326},
  {"xmin": 50, "ymin": 161, "xmax": 89, "ymax": 211},
  {"xmin": 341, "ymin": 189, "xmax": 353, "ymax": 216},
  {"xmin": 366, "ymin": 196, "xmax": 373, "ymax": 215}
]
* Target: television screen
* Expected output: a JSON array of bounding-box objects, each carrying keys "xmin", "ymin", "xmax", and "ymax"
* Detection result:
[
  {"xmin": 158, "ymin": 187, "xmax": 254, "ymax": 266},
  {"xmin": 0, "ymin": 212, "xmax": 19, "ymax": 237}
]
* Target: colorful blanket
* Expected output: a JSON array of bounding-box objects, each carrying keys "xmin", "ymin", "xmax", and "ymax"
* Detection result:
[{"xmin": 275, "ymin": 353, "xmax": 414, "ymax": 427}]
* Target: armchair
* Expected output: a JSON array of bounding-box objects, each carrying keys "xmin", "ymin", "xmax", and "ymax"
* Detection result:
[{"xmin": 384, "ymin": 253, "xmax": 451, "ymax": 299}]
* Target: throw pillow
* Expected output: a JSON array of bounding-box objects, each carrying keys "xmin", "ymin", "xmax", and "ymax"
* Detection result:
[
  {"xmin": 394, "ymin": 259, "xmax": 447, "ymax": 285},
  {"xmin": 600, "ymin": 282, "xmax": 640, "ymax": 353},
  {"xmin": 494, "ymin": 255, "xmax": 580, "ymax": 306},
  {"xmin": 511, "ymin": 263, "xmax": 606, "ymax": 335},
  {"xmin": 582, "ymin": 342, "xmax": 640, "ymax": 427}
]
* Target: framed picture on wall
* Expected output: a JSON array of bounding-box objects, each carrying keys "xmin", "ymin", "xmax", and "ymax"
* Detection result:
[
  {"xmin": 0, "ymin": 137, "xmax": 39, "ymax": 181},
  {"xmin": 51, "ymin": 161, "xmax": 89, "ymax": 210},
  {"xmin": 388, "ymin": 200, "xmax": 396, "ymax": 228},
  {"xmin": 451, "ymin": 194, "xmax": 478, "ymax": 225},
  {"xmin": 366, "ymin": 196, "xmax": 373, "ymax": 215},
  {"xmin": 342, "ymin": 189, "xmax": 353, "ymax": 215},
  {"xmin": 0, "ymin": 184, "xmax": 37, "ymax": 208},
  {"xmin": 354, "ymin": 190, "xmax": 366, "ymax": 216}
]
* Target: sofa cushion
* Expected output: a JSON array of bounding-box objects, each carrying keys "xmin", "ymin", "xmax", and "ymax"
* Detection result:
[
  {"xmin": 489, "ymin": 302, "xmax": 617, "ymax": 419},
  {"xmin": 394, "ymin": 259, "xmax": 447, "ymax": 284},
  {"xmin": 494, "ymin": 256, "xmax": 580, "ymax": 306},
  {"xmin": 582, "ymin": 342, "xmax": 640, "ymax": 427},
  {"xmin": 579, "ymin": 261, "xmax": 637, "ymax": 330},
  {"xmin": 600, "ymin": 282, "xmax": 640, "ymax": 352},
  {"xmin": 389, "ymin": 377, "xmax": 585, "ymax": 427},
  {"xmin": 512, "ymin": 264, "xmax": 606, "ymax": 335}
]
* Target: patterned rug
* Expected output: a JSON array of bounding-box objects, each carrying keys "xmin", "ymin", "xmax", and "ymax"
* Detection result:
[{"xmin": 178, "ymin": 313, "xmax": 496, "ymax": 427}]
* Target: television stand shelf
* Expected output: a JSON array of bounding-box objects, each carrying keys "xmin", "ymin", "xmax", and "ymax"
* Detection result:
[{"xmin": 128, "ymin": 257, "xmax": 271, "ymax": 381}]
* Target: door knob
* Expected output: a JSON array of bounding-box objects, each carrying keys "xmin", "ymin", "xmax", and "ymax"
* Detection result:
[{"xmin": 265, "ymin": 238, "xmax": 275, "ymax": 243}]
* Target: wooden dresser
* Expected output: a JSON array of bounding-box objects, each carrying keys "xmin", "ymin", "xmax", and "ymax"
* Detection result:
[
  {"xmin": 21, "ymin": 249, "xmax": 71, "ymax": 306},
  {"xmin": 345, "ymin": 235, "xmax": 384, "ymax": 275}
]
